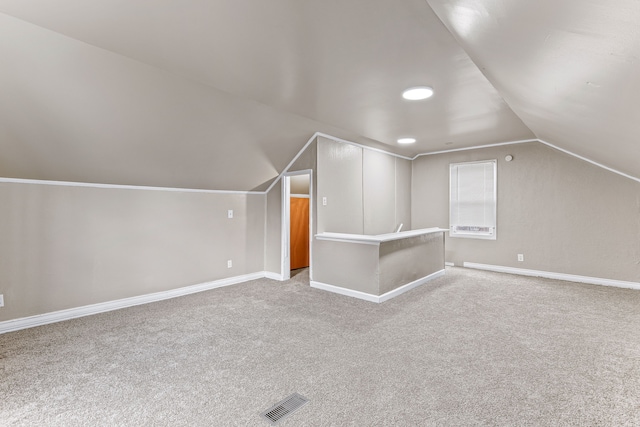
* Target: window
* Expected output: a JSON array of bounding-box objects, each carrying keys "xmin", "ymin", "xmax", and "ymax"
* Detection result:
[{"xmin": 449, "ymin": 160, "xmax": 497, "ymax": 239}]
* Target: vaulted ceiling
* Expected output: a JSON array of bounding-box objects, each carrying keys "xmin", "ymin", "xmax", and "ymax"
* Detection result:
[{"xmin": 0, "ymin": 0, "xmax": 637, "ymax": 191}]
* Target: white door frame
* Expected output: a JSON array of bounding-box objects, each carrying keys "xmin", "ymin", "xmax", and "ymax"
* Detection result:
[{"xmin": 280, "ymin": 170, "xmax": 313, "ymax": 281}]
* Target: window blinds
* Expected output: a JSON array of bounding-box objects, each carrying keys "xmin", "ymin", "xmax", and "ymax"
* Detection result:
[{"xmin": 449, "ymin": 160, "xmax": 497, "ymax": 239}]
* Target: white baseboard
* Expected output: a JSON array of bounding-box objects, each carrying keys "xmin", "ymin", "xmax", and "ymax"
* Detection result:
[
  {"xmin": 264, "ymin": 271, "xmax": 284, "ymax": 281},
  {"xmin": 445, "ymin": 262, "xmax": 455, "ymax": 267},
  {"xmin": 310, "ymin": 281, "xmax": 380, "ymax": 303},
  {"xmin": 463, "ymin": 262, "xmax": 640, "ymax": 290},
  {"xmin": 310, "ymin": 269, "xmax": 446, "ymax": 303},
  {"xmin": 0, "ymin": 272, "xmax": 266, "ymax": 334},
  {"xmin": 378, "ymin": 269, "xmax": 446, "ymax": 303}
]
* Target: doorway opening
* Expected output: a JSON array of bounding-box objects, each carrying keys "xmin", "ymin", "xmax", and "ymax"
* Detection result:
[{"xmin": 281, "ymin": 171, "xmax": 312, "ymax": 281}]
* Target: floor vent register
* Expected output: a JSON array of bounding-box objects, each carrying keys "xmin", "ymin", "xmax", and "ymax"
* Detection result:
[{"xmin": 260, "ymin": 393, "xmax": 309, "ymax": 425}]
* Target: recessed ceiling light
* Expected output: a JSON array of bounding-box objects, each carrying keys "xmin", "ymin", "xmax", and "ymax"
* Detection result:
[
  {"xmin": 402, "ymin": 86, "xmax": 434, "ymax": 100},
  {"xmin": 397, "ymin": 137, "xmax": 416, "ymax": 144}
]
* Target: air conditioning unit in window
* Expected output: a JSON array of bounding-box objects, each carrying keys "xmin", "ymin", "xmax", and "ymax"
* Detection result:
[{"xmin": 452, "ymin": 226, "xmax": 494, "ymax": 234}]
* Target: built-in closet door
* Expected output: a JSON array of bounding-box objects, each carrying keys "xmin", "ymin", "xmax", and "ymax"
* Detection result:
[{"xmin": 290, "ymin": 197, "xmax": 309, "ymax": 269}]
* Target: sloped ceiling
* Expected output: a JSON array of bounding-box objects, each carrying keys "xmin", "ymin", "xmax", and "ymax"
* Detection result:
[
  {"xmin": 1, "ymin": 0, "xmax": 636, "ymax": 191},
  {"xmin": 427, "ymin": 0, "xmax": 640, "ymax": 181}
]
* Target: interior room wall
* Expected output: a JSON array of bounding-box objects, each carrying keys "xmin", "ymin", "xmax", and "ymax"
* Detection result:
[
  {"xmin": 264, "ymin": 182, "xmax": 282, "ymax": 275},
  {"xmin": 263, "ymin": 138, "xmax": 318, "ymax": 276},
  {"xmin": 264, "ymin": 134, "xmax": 411, "ymax": 280},
  {"xmin": 0, "ymin": 181, "xmax": 265, "ymax": 322},
  {"xmin": 316, "ymin": 137, "xmax": 412, "ymax": 235},
  {"xmin": 363, "ymin": 149, "xmax": 395, "ymax": 234},
  {"xmin": 411, "ymin": 141, "xmax": 640, "ymax": 282},
  {"xmin": 395, "ymin": 157, "xmax": 412, "ymax": 231},
  {"xmin": 290, "ymin": 175, "xmax": 310, "ymax": 195},
  {"xmin": 317, "ymin": 137, "xmax": 364, "ymax": 234}
]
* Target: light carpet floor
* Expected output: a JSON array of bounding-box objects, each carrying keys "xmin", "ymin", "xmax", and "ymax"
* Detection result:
[{"xmin": 1, "ymin": 267, "xmax": 640, "ymax": 426}]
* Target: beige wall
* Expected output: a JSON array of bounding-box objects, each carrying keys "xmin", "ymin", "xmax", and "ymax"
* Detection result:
[
  {"xmin": 263, "ymin": 138, "xmax": 318, "ymax": 276},
  {"xmin": 6, "ymin": 137, "xmax": 636, "ymax": 324},
  {"xmin": 316, "ymin": 137, "xmax": 412, "ymax": 235},
  {"xmin": 313, "ymin": 232, "xmax": 445, "ymax": 296},
  {"xmin": 379, "ymin": 233, "xmax": 444, "ymax": 295},
  {"xmin": 313, "ymin": 240, "xmax": 379, "ymax": 294},
  {"xmin": 412, "ymin": 142, "xmax": 640, "ymax": 282},
  {"xmin": 264, "ymin": 181, "xmax": 282, "ymax": 274},
  {"xmin": 317, "ymin": 138, "xmax": 364, "ymax": 234},
  {"xmin": 395, "ymin": 158, "xmax": 412, "ymax": 231},
  {"xmin": 290, "ymin": 175, "xmax": 310, "ymax": 195},
  {"xmin": 363, "ymin": 149, "xmax": 395, "ymax": 234},
  {"xmin": 264, "ymin": 135, "xmax": 412, "ymax": 280},
  {"xmin": 0, "ymin": 182, "xmax": 265, "ymax": 321}
]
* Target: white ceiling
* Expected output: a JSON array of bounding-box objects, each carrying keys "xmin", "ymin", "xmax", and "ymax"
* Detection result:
[
  {"xmin": 427, "ymin": 0, "xmax": 640, "ymax": 180},
  {"xmin": 0, "ymin": 0, "xmax": 637, "ymax": 190}
]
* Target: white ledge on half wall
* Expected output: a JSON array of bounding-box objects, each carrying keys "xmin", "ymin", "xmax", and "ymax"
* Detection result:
[
  {"xmin": 315, "ymin": 227, "xmax": 447, "ymax": 245},
  {"xmin": 463, "ymin": 262, "xmax": 640, "ymax": 290}
]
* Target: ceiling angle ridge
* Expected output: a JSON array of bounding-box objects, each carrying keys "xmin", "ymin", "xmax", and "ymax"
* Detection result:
[
  {"xmin": 412, "ymin": 139, "xmax": 538, "ymax": 159},
  {"xmin": 412, "ymin": 137, "xmax": 640, "ymax": 184},
  {"xmin": 314, "ymin": 132, "xmax": 414, "ymax": 161},
  {"xmin": 264, "ymin": 131, "xmax": 415, "ymax": 194},
  {"xmin": 536, "ymin": 139, "xmax": 640, "ymax": 184},
  {"xmin": 264, "ymin": 132, "xmax": 320, "ymax": 194}
]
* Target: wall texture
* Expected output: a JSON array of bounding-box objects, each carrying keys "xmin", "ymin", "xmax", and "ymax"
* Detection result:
[
  {"xmin": 395, "ymin": 157, "xmax": 412, "ymax": 231},
  {"xmin": 0, "ymin": 182, "xmax": 265, "ymax": 321},
  {"xmin": 317, "ymin": 138, "xmax": 364, "ymax": 234},
  {"xmin": 412, "ymin": 141, "xmax": 640, "ymax": 282},
  {"xmin": 264, "ymin": 181, "xmax": 282, "ymax": 275},
  {"xmin": 313, "ymin": 240, "xmax": 379, "ymax": 294},
  {"xmin": 290, "ymin": 175, "xmax": 310, "ymax": 195},
  {"xmin": 363, "ymin": 149, "xmax": 396, "ymax": 234},
  {"xmin": 379, "ymin": 233, "xmax": 444, "ymax": 295},
  {"xmin": 263, "ymin": 138, "xmax": 318, "ymax": 276},
  {"xmin": 264, "ymin": 135, "xmax": 412, "ymax": 279},
  {"xmin": 6, "ymin": 137, "xmax": 636, "ymax": 324},
  {"xmin": 316, "ymin": 137, "xmax": 412, "ymax": 235}
]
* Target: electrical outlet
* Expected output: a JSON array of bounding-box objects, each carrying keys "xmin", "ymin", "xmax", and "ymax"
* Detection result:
[
  {"xmin": 0, "ymin": 294, "xmax": 4, "ymax": 308},
  {"xmin": 227, "ymin": 260, "xmax": 232, "ymax": 268},
  {"xmin": 517, "ymin": 254, "xmax": 524, "ymax": 262},
  {"xmin": 227, "ymin": 209, "xmax": 233, "ymax": 219},
  {"xmin": 322, "ymin": 197, "xmax": 327, "ymax": 206}
]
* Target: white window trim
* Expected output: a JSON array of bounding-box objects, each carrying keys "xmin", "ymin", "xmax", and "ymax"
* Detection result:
[{"xmin": 449, "ymin": 159, "xmax": 497, "ymax": 240}]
